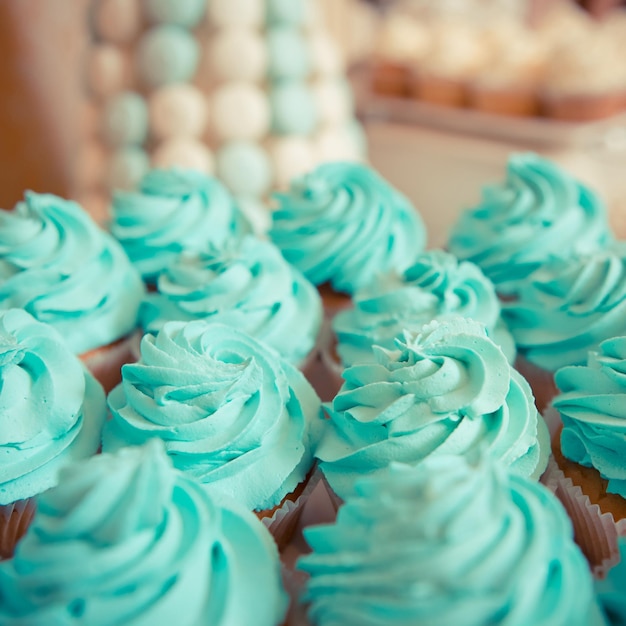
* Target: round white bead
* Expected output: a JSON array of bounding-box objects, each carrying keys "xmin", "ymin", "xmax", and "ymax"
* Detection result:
[
  {"xmin": 208, "ymin": 28, "xmax": 267, "ymax": 82},
  {"xmin": 149, "ymin": 84, "xmax": 209, "ymax": 140},
  {"xmin": 211, "ymin": 82, "xmax": 270, "ymax": 141},
  {"xmin": 152, "ymin": 137, "xmax": 215, "ymax": 173},
  {"xmin": 93, "ymin": 0, "xmax": 142, "ymax": 44}
]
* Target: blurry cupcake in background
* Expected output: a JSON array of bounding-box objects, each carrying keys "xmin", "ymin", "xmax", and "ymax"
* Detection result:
[
  {"xmin": 0, "ymin": 309, "xmax": 106, "ymax": 559},
  {"xmin": 103, "ymin": 321, "xmax": 325, "ymax": 548},
  {"xmin": 110, "ymin": 167, "xmax": 250, "ymax": 288},
  {"xmin": 270, "ymin": 162, "xmax": 426, "ymax": 318},
  {"xmin": 0, "ymin": 192, "xmax": 144, "ymax": 392},
  {"xmin": 0, "ymin": 441, "xmax": 288, "ymax": 625},
  {"xmin": 317, "ymin": 318, "xmax": 549, "ymax": 506},
  {"xmin": 298, "ymin": 454, "xmax": 606, "ymax": 626}
]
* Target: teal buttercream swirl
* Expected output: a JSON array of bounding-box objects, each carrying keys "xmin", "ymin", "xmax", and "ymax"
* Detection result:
[
  {"xmin": 554, "ymin": 336, "xmax": 626, "ymax": 499},
  {"xmin": 596, "ymin": 535, "xmax": 626, "ymax": 625},
  {"xmin": 103, "ymin": 321, "xmax": 324, "ymax": 510},
  {"xmin": 0, "ymin": 308, "xmax": 105, "ymax": 505},
  {"xmin": 269, "ymin": 162, "xmax": 426, "ymax": 294},
  {"xmin": 333, "ymin": 249, "xmax": 515, "ymax": 367},
  {"xmin": 111, "ymin": 167, "xmax": 250, "ymax": 283},
  {"xmin": 502, "ymin": 249, "xmax": 626, "ymax": 371},
  {"xmin": 0, "ymin": 192, "xmax": 144, "ymax": 354},
  {"xmin": 448, "ymin": 153, "xmax": 612, "ymax": 296},
  {"xmin": 317, "ymin": 318, "xmax": 547, "ymax": 500},
  {"xmin": 298, "ymin": 455, "xmax": 599, "ymax": 626},
  {"xmin": 140, "ymin": 236, "xmax": 322, "ymax": 365},
  {"xmin": 0, "ymin": 441, "xmax": 288, "ymax": 625}
]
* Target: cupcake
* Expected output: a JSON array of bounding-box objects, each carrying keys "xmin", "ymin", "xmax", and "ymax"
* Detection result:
[
  {"xmin": 317, "ymin": 318, "xmax": 549, "ymax": 504},
  {"xmin": 0, "ymin": 441, "xmax": 288, "ymax": 625},
  {"xmin": 103, "ymin": 320, "xmax": 325, "ymax": 547},
  {"xmin": 110, "ymin": 167, "xmax": 250, "ymax": 287},
  {"xmin": 0, "ymin": 308, "xmax": 106, "ymax": 559},
  {"xmin": 544, "ymin": 335, "xmax": 626, "ymax": 575},
  {"xmin": 298, "ymin": 454, "xmax": 606, "ymax": 626},
  {"xmin": 0, "ymin": 191, "xmax": 144, "ymax": 392},
  {"xmin": 269, "ymin": 162, "xmax": 426, "ymax": 317},
  {"xmin": 448, "ymin": 152, "xmax": 613, "ymax": 298},
  {"xmin": 502, "ymin": 248, "xmax": 626, "ymax": 413},
  {"xmin": 596, "ymin": 535, "xmax": 626, "ymax": 624}
]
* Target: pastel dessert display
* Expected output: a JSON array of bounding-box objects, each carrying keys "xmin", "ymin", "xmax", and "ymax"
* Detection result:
[
  {"xmin": 0, "ymin": 191, "xmax": 144, "ymax": 392},
  {"xmin": 110, "ymin": 167, "xmax": 250, "ymax": 285},
  {"xmin": 269, "ymin": 161, "xmax": 426, "ymax": 314},
  {"xmin": 103, "ymin": 320, "xmax": 325, "ymax": 547},
  {"xmin": 0, "ymin": 308, "xmax": 106, "ymax": 559},
  {"xmin": 316, "ymin": 318, "xmax": 549, "ymax": 504},
  {"xmin": 298, "ymin": 455, "xmax": 606, "ymax": 626},
  {"xmin": 0, "ymin": 440, "xmax": 288, "ymax": 625},
  {"xmin": 448, "ymin": 152, "xmax": 612, "ymax": 298},
  {"xmin": 77, "ymin": 0, "xmax": 366, "ymax": 227}
]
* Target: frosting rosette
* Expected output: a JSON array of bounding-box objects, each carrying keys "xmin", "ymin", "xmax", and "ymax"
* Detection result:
[
  {"xmin": 333, "ymin": 249, "xmax": 515, "ymax": 367},
  {"xmin": 298, "ymin": 455, "xmax": 602, "ymax": 626},
  {"xmin": 554, "ymin": 336, "xmax": 626, "ymax": 499},
  {"xmin": 0, "ymin": 441, "xmax": 288, "ymax": 625},
  {"xmin": 502, "ymin": 249, "xmax": 626, "ymax": 372},
  {"xmin": 140, "ymin": 236, "xmax": 322, "ymax": 365},
  {"xmin": 0, "ymin": 192, "xmax": 144, "ymax": 354},
  {"xmin": 111, "ymin": 168, "xmax": 250, "ymax": 283},
  {"xmin": 448, "ymin": 152, "xmax": 612, "ymax": 296},
  {"xmin": 269, "ymin": 162, "xmax": 426, "ymax": 294},
  {"xmin": 103, "ymin": 321, "xmax": 324, "ymax": 510},
  {"xmin": 0, "ymin": 308, "xmax": 105, "ymax": 505},
  {"xmin": 317, "ymin": 318, "xmax": 548, "ymax": 500}
]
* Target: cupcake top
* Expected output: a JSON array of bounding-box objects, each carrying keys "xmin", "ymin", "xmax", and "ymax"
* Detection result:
[
  {"xmin": 0, "ymin": 308, "xmax": 106, "ymax": 505},
  {"xmin": 269, "ymin": 162, "xmax": 426, "ymax": 295},
  {"xmin": 317, "ymin": 318, "xmax": 548, "ymax": 501},
  {"xmin": 596, "ymin": 535, "xmax": 626, "ymax": 625},
  {"xmin": 110, "ymin": 167, "xmax": 250, "ymax": 283},
  {"xmin": 103, "ymin": 321, "xmax": 324, "ymax": 511},
  {"xmin": 0, "ymin": 192, "xmax": 144, "ymax": 354},
  {"xmin": 140, "ymin": 236, "xmax": 322, "ymax": 365},
  {"xmin": 0, "ymin": 441, "xmax": 288, "ymax": 626},
  {"xmin": 448, "ymin": 153, "xmax": 612, "ymax": 296},
  {"xmin": 502, "ymin": 249, "xmax": 626, "ymax": 372},
  {"xmin": 333, "ymin": 249, "xmax": 515, "ymax": 367},
  {"xmin": 298, "ymin": 455, "xmax": 601, "ymax": 626},
  {"xmin": 554, "ymin": 335, "xmax": 626, "ymax": 499}
]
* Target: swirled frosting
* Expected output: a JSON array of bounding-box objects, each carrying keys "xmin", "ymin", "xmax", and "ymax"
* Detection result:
[
  {"xmin": 111, "ymin": 168, "xmax": 250, "ymax": 283},
  {"xmin": 298, "ymin": 455, "xmax": 600, "ymax": 626},
  {"xmin": 317, "ymin": 318, "xmax": 548, "ymax": 500},
  {"xmin": 0, "ymin": 441, "xmax": 288, "ymax": 625},
  {"xmin": 448, "ymin": 153, "xmax": 612, "ymax": 296},
  {"xmin": 269, "ymin": 162, "xmax": 426, "ymax": 294},
  {"xmin": 103, "ymin": 321, "xmax": 324, "ymax": 510},
  {"xmin": 502, "ymin": 249, "xmax": 626, "ymax": 371},
  {"xmin": 596, "ymin": 536, "xmax": 626, "ymax": 625},
  {"xmin": 554, "ymin": 336, "xmax": 626, "ymax": 499},
  {"xmin": 0, "ymin": 308, "xmax": 105, "ymax": 505},
  {"xmin": 0, "ymin": 192, "xmax": 144, "ymax": 354},
  {"xmin": 333, "ymin": 249, "xmax": 515, "ymax": 367},
  {"xmin": 140, "ymin": 236, "xmax": 322, "ymax": 365}
]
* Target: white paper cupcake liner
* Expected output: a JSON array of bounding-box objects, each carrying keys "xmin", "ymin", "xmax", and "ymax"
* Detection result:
[
  {"xmin": 0, "ymin": 498, "xmax": 36, "ymax": 560},
  {"xmin": 318, "ymin": 472, "xmax": 344, "ymax": 515}
]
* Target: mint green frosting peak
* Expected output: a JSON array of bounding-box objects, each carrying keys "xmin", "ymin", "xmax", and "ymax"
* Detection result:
[
  {"xmin": 448, "ymin": 152, "xmax": 612, "ymax": 296},
  {"xmin": 0, "ymin": 441, "xmax": 288, "ymax": 625},
  {"xmin": 317, "ymin": 318, "xmax": 547, "ymax": 500},
  {"xmin": 0, "ymin": 192, "xmax": 143, "ymax": 354},
  {"xmin": 299, "ymin": 455, "xmax": 601, "ymax": 626},
  {"xmin": 269, "ymin": 162, "xmax": 426, "ymax": 294}
]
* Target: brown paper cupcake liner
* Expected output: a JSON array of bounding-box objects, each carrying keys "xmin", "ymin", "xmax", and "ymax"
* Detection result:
[{"xmin": 0, "ymin": 498, "xmax": 36, "ymax": 560}]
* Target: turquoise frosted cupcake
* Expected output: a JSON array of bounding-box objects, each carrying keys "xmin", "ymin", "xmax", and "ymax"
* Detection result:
[
  {"xmin": 0, "ymin": 441, "xmax": 288, "ymax": 625},
  {"xmin": 110, "ymin": 167, "xmax": 250, "ymax": 285},
  {"xmin": 0, "ymin": 192, "xmax": 144, "ymax": 391},
  {"xmin": 448, "ymin": 152, "xmax": 612, "ymax": 297},
  {"xmin": 103, "ymin": 320, "xmax": 324, "ymax": 545},
  {"xmin": 298, "ymin": 455, "xmax": 606, "ymax": 626},
  {"xmin": 317, "ymin": 318, "xmax": 548, "ymax": 503},
  {"xmin": 0, "ymin": 309, "xmax": 106, "ymax": 559},
  {"xmin": 269, "ymin": 162, "xmax": 426, "ymax": 313}
]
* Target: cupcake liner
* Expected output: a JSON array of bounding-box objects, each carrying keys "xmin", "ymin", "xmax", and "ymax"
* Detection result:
[
  {"xmin": 0, "ymin": 498, "xmax": 36, "ymax": 560},
  {"xmin": 413, "ymin": 72, "xmax": 468, "ymax": 108},
  {"xmin": 542, "ymin": 456, "xmax": 626, "ymax": 579},
  {"xmin": 80, "ymin": 330, "xmax": 141, "ymax": 393},
  {"xmin": 319, "ymin": 472, "xmax": 344, "ymax": 515},
  {"xmin": 468, "ymin": 83, "xmax": 540, "ymax": 117},
  {"xmin": 514, "ymin": 355, "xmax": 557, "ymax": 414},
  {"xmin": 542, "ymin": 406, "xmax": 563, "ymax": 440},
  {"xmin": 370, "ymin": 60, "xmax": 412, "ymax": 98}
]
